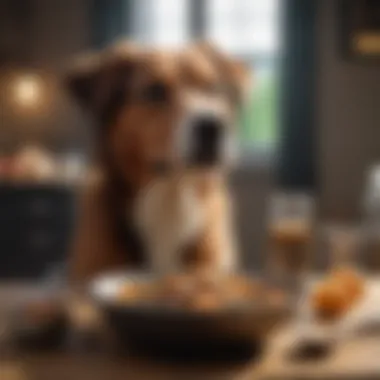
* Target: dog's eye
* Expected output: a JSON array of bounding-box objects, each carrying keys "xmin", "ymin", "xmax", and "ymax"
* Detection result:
[{"xmin": 140, "ymin": 82, "xmax": 169, "ymax": 103}]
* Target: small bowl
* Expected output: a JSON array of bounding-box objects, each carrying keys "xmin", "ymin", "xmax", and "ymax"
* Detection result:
[
  {"xmin": 89, "ymin": 271, "xmax": 293, "ymax": 363},
  {"xmin": 12, "ymin": 296, "xmax": 68, "ymax": 351}
]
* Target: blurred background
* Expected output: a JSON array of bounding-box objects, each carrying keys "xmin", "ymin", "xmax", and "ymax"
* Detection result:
[{"xmin": 0, "ymin": 0, "xmax": 379, "ymax": 279}]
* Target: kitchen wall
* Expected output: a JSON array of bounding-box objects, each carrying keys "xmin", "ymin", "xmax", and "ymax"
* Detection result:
[
  {"xmin": 0, "ymin": 0, "xmax": 90, "ymax": 66},
  {"xmin": 317, "ymin": 0, "xmax": 380, "ymax": 221},
  {"xmin": 0, "ymin": 0, "xmax": 92, "ymax": 151},
  {"xmin": 30, "ymin": 0, "xmax": 91, "ymax": 67}
]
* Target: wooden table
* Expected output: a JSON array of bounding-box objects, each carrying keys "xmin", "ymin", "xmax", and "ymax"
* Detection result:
[{"xmin": 0, "ymin": 282, "xmax": 380, "ymax": 380}]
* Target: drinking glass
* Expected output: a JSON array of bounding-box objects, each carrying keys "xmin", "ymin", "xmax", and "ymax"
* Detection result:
[{"xmin": 267, "ymin": 192, "xmax": 315, "ymax": 289}]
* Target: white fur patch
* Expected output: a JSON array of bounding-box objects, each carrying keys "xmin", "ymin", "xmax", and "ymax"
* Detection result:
[{"xmin": 134, "ymin": 175, "xmax": 206, "ymax": 274}]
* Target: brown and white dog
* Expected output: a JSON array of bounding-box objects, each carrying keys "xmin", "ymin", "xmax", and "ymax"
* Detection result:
[{"xmin": 65, "ymin": 41, "xmax": 250, "ymax": 285}]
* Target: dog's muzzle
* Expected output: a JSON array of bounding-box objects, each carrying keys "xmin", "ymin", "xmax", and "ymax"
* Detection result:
[{"xmin": 188, "ymin": 115, "xmax": 227, "ymax": 167}]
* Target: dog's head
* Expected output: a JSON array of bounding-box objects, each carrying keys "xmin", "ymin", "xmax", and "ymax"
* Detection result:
[{"xmin": 65, "ymin": 41, "xmax": 250, "ymax": 186}]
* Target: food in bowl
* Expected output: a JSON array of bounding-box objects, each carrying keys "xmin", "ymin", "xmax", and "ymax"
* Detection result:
[{"xmin": 115, "ymin": 272, "xmax": 287, "ymax": 312}]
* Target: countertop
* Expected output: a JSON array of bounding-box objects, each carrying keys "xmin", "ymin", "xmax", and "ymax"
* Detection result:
[{"xmin": 0, "ymin": 279, "xmax": 380, "ymax": 380}]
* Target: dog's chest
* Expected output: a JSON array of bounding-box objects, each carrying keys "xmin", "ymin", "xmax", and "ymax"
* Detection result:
[{"xmin": 134, "ymin": 178, "xmax": 206, "ymax": 271}]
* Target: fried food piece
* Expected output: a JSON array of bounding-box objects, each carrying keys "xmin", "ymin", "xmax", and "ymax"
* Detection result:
[
  {"xmin": 154, "ymin": 273, "xmax": 213, "ymax": 308},
  {"xmin": 161, "ymin": 274, "xmax": 270, "ymax": 308},
  {"xmin": 184, "ymin": 290, "xmax": 222, "ymax": 311},
  {"xmin": 311, "ymin": 264, "xmax": 365, "ymax": 321},
  {"xmin": 311, "ymin": 280, "xmax": 350, "ymax": 321},
  {"xmin": 117, "ymin": 282, "xmax": 144, "ymax": 302},
  {"xmin": 249, "ymin": 280, "xmax": 266, "ymax": 298},
  {"xmin": 158, "ymin": 272, "xmax": 227, "ymax": 310},
  {"xmin": 329, "ymin": 266, "xmax": 364, "ymax": 304},
  {"xmin": 195, "ymin": 273, "xmax": 220, "ymax": 293},
  {"xmin": 160, "ymin": 274, "xmax": 193, "ymax": 290},
  {"xmin": 157, "ymin": 274, "xmax": 195, "ymax": 300},
  {"xmin": 222, "ymin": 276, "xmax": 262, "ymax": 303}
]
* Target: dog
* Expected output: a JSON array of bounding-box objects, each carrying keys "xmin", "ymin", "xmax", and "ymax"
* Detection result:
[{"xmin": 65, "ymin": 41, "xmax": 250, "ymax": 285}]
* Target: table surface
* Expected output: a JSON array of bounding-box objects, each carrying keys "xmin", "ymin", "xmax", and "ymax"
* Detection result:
[{"xmin": 0, "ymin": 280, "xmax": 380, "ymax": 380}]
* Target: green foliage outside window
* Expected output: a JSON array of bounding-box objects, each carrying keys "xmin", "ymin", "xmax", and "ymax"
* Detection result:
[{"xmin": 239, "ymin": 71, "xmax": 279, "ymax": 147}]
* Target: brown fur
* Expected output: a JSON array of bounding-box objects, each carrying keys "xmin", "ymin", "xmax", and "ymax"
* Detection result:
[{"xmin": 66, "ymin": 41, "xmax": 250, "ymax": 285}]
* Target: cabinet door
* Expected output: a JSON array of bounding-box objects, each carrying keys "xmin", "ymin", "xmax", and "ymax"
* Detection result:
[{"xmin": 0, "ymin": 186, "xmax": 76, "ymax": 279}]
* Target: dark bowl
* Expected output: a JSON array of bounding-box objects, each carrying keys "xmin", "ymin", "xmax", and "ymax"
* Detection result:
[
  {"xmin": 11, "ymin": 295, "xmax": 68, "ymax": 351},
  {"xmin": 89, "ymin": 271, "xmax": 293, "ymax": 363},
  {"xmin": 13, "ymin": 315, "xmax": 68, "ymax": 351}
]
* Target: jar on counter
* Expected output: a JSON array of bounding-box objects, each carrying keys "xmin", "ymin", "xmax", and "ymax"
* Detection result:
[{"xmin": 362, "ymin": 164, "xmax": 380, "ymax": 272}]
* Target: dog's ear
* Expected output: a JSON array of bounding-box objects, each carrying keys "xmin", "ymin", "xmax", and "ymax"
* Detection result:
[
  {"xmin": 64, "ymin": 41, "xmax": 141, "ymax": 123},
  {"xmin": 193, "ymin": 40, "xmax": 252, "ymax": 104},
  {"xmin": 64, "ymin": 52, "xmax": 103, "ymax": 110}
]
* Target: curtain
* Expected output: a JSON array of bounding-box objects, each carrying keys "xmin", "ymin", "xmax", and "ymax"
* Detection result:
[
  {"xmin": 91, "ymin": 0, "xmax": 133, "ymax": 48},
  {"xmin": 277, "ymin": 0, "xmax": 318, "ymax": 191}
]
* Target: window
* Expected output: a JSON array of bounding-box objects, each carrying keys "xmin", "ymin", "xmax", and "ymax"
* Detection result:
[
  {"xmin": 131, "ymin": 0, "xmax": 281, "ymax": 148},
  {"xmin": 131, "ymin": 0, "xmax": 190, "ymax": 47},
  {"xmin": 206, "ymin": 0, "xmax": 279, "ymax": 56}
]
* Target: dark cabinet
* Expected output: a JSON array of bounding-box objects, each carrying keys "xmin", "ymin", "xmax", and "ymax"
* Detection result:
[{"xmin": 0, "ymin": 185, "xmax": 76, "ymax": 279}]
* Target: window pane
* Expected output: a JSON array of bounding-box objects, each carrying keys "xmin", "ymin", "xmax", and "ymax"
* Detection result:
[
  {"xmin": 206, "ymin": 0, "xmax": 280, "ymax": 55},
  {"xmin": 132, "ymin": 0, "xmax": 190, "ymax": 47},
  {"xmin": 239, "ymin": 61, "xmax": 279, "ymax": 147},
  {"xmin": 206, "ymin": 0, "xmax": 281, "ymax": 148}
]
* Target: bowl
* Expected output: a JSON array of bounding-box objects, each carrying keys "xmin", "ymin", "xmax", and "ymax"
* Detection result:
[
  {"xmin": 89, "ymin": 271, "xmax": 293, "ymax": 363},
  {"xmin": 12, "ymin": 294, "xmax": 68, "ymax": 351}
]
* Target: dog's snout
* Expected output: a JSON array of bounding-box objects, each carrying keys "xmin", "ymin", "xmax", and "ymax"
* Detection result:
[
  {"xmin": 194, "ymin": 115, "xmax": 223, "ymax": 142},
  {"xmin": 190, "ymin": 115, "xmax": 225, "ymax": 166}
]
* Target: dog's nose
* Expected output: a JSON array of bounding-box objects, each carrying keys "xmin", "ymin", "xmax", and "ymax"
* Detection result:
[{"xmin": 191, "ymin": 115, "xmax": 225, "ymax": 166}]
